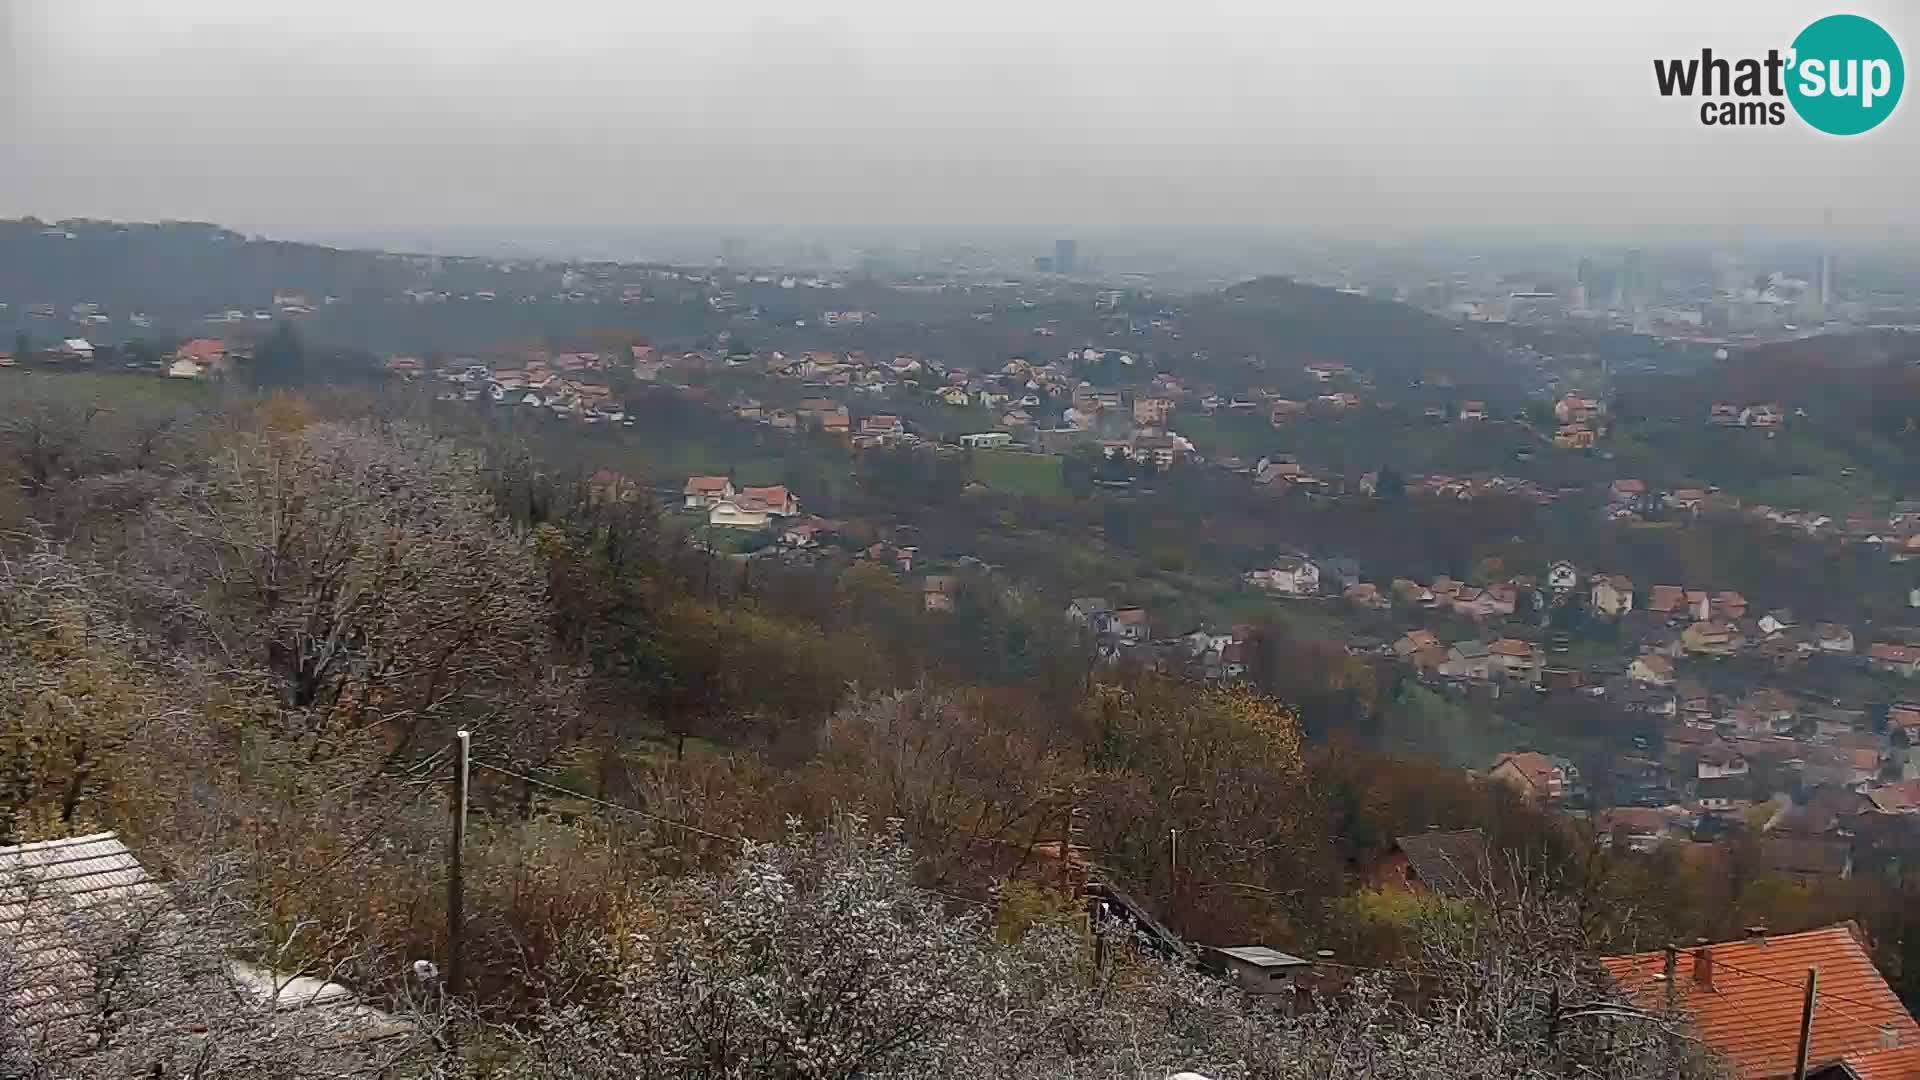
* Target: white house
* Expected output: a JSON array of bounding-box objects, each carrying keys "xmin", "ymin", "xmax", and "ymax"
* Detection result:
[
  {"xmin": 1248, "ymin": 556, "xmax": 1320, "ymax": 597},
  {"xmin": 1628, "ymin": 654, "xmax": 1676, "ymax": 686},
  {"xmin": 166, "ymin": 356, "xmax": 205, "ymax": 379},
  {"xmin": 1590, "ymin": 574, "xmax": 1634, "ymax": 618},
  {"xmin": 960, "ymin": 432, "xmax": 1014, "ymax": 449},
  {"xmin": 1547, "ymin": 561, "xmax": 1579, "ymax": 592},
  {"xmin": 1813, "ymin": 623, "xmax": 1857, "ymax": 654},
  {"xmin": 1697, "ymin": 747, "xmax": 1749, "ymax": 780},
  {"xmin": 684, "ymin": 476, "xmax": 735, "ymax": 510},
  {"xmin": 708, "ymin": 485, "xmax": 798, "ymax": 529}
]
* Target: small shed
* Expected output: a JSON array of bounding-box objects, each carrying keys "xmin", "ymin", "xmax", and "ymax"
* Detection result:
[{"xmin": 1201, "ymin": 945, "xmax": 1312, "ymax": 995}]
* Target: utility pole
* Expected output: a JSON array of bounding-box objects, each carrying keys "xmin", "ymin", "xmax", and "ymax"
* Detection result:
[
  {"xmin": 1663, "ymin": 944, "xmax": 1679, "ymax": 1069},
  {"xmin": 448, "ymin": 730, "xmax": 470, "ymax": 999},
  {"xmin": 1793, "ymin": 967, "xmax": 1819, "ymax": 1080}
]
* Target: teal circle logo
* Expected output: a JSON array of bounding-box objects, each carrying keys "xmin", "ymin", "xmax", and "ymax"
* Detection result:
[{"xmin": 1788, "ymin": 14, "xmax": 1903, "ymax": 135}]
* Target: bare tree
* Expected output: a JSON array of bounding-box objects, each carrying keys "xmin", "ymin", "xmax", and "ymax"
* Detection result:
[
  {"xmin": 517, "ymin": 823, "xmax": 1724, "ymax": 1080},
  {"xmin": 518, "ymin": 816, "xmax": 990, "ymax": 1080},
  {"xmin": 141, "ymin": 422, "xmax": 568, "ymax": 767}
]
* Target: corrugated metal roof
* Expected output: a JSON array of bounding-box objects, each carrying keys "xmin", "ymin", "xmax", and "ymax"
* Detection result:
[
  {"xmin": 0, "ymin": 831, "xmax": 166, "ymax": 1028},
  {"xmin": 1393, "ymin": 830, "xmax": 1488, "ymax": 898},
  {"xmin": 1, "ymin": 833, "xmax": 412, "ymax": 1049},
  {"xmin": 1211, "ymin": 946, "xmax": 1309, "ymax": 968}
]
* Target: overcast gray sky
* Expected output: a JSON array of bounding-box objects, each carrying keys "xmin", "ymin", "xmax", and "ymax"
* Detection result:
[{"xmin": 1, "ymin": 0, "xmax": 1913, "ymax": 234}]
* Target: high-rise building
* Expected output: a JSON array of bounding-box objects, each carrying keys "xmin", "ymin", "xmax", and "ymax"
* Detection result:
[
  {"xmin": 1055, "ymin": 238, "xmax": 1077, "ymax": 275},
  {"xmin": 1622, "ymin": 248, "xmax": 1647, "ymax": 311}
]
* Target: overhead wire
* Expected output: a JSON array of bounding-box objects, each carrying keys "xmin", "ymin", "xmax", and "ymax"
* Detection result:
[{"xmin": 468, "ymin": 755, "xmax": 999, "ymax": 908}]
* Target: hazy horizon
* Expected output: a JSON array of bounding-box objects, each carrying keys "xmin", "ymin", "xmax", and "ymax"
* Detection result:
[{"xmin": 5, "ymin": 1, "xmax": 1915, "ymax": 238}]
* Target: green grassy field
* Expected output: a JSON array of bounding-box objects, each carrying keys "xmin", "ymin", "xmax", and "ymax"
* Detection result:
[{"xmin": 973, "ymin": 449, "xmax": 1066, "ymax": 496}]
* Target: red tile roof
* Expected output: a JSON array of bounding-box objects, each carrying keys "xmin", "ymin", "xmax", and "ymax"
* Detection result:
[
  {"xmin": 1604, "ymin": 924, "xmax": 1920, "ymax": 1079},
  {"xmin": 1871, "ymin": 644, "xmax": 1920, "ymax": 665},
  {"xmin": 177, "ymin": 337, "xmax": 227, "ymax": 361},
  {"xmin": 1832, "ymin": 1042, "xmax": 1920, "ymax": 1080},
  {"xmin": 1865, "ymin": 781, "xmax": 1920, "ymax": 815},
  {"xmin": 1650, "ymin": 585, "xmax": 1686, "ymax": 612},
  {"xmin": 1489, "ymin": 751, "xmax": 1558, "ymax": 792}
]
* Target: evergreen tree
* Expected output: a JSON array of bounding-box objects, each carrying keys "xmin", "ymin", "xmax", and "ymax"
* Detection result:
[{"xmin": 250, "ymin": 320, "xmax": 307, "ymax": 387}]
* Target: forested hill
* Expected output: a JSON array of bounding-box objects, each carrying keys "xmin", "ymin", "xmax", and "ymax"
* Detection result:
[
  {"xmin": 1181, "ymin": 274, "xmax": 1517, "ymax": 397},
  {"xmin": 0, "ymin": 218, "xmax": 425, "ymax": 311},
  {"xmin": 3, "ymin": 220, "xmax": 1524, "ymax": 402}
]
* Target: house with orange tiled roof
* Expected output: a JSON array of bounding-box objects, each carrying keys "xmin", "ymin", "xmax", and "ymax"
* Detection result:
[
  {"xmin": 1647, "ymin": 584, "xmax": 1687, "ymax": 616},
  {"xmin": 1605, "ymin": 924, "xmax": 1920, "ymax": 1080},
  {"xmin": 683, "ymin": 475, "xmax": 734, "ymax": 510},
  {"xmin": 1870, "ymin": 643, "xmax": 1920, "ymax": 678},
  {"xmin": 1487, "ymin": 750, "xmax": 1571, "ymax": 804},
  {"xmin": 1487, "ymin": 637, "xmax": 1538, "ymax": 679}
]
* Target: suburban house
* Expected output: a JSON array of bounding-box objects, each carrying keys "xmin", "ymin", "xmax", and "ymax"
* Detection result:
[
  {"xmin": 1439, "ymin": 640, "xmax": 1494, "ymax": 680},
  {"xmin": 960, "ymin": 432, "xmax": 1014, "ymax": 449},
  {"xmin": 1604, "ymin": 926, "xmax": 1920, "ymax": 1080},
  {"xmin": 1066, "ymin": 597, "xmax": 1117, "ymax": 635},
  {"xmin": 1392, "ymin": 629, "xmax": 1441, "ymax": 660},
  {"xmin": 1112, "ymin": 607, "xmax": 1151, "ymax": 643},
  {"xmin": 1554, "ymin": 393, "xmax": 1604, "ymax": 425},
  {"xmin": 1813, "ymin": 623, "xmax": 1857, "ymax": 654},
  {"xmin": 1869, "ymin": 643, "xmax": 1920, "ymax": 677},
  {"xmin": 1589, "ymin": 574, "xmax": 1634, "ymax": 617},
  {"xmin": 168, "ymin": 337, "xmax": 230, "ymax": 378},
  {"xmin": 588, "ymin": 469, "xmax": 640, "ymax": 506},
  {"xmin": 1487, "ymin": 751, "xmax": 1573, "ymax": 804},
  {"xmin": 1269, "ymin": 399, "xmax": 1307, "ymax": 426},
  {"xmin": 1628, "ymin": 653, "xmax": 1675, "ymax": 686},
  {"xmin": 1697, "ymin": 744, "xmax": 1749, "ymax": 779},
  {"xmin": 781, "ymin": 518, "xmax": 825, "ymax": 547},
  {"xmin": 683, "ymin": 475, "xmax": 735, "ymax": 509},
  {"xmin": 1457, "ymin": 401, "xmax": 1487, "ymax": 421},
  {"xmin": 1684, "ymin": 590, "xmax": 1715, "ymax": 621},
  {"xmin": 1609, "ymin": 478, "xmax": 1646, "ymax": 503},
  {"xmin": 1452, "ymin": 584, "xmax": 1516, "ymax": 620},
  {"xmin": 1247, "ymin": 556, "xmax": 1320, "ymax": 597},
  {"xmin": 1547, "ymin": 560, "xmax": 1578, "ymax": 592},
  {"xmin": 922, "ymin": 575, "xmax": 957, "ymax": 613},
  {"xmin": 1343, "ymin": 582, "xmax": 1389, "ymax": 610},
  {"xmin": 858, "ymin": 414, "xmax": 905, "ymax": 440},
  {"xmin": 1647, "ymin": 584, "xmax": 1687, "ymax": 617},
  {"xmin": 708, "ymin": 486, "xmax": 799, "ymax": 529},
  {"xmin": 1681, "ymin": 620, "xmax": 1743, "ymax": 656},
  {"xmin": 1487, "ymin": 638, "xmax": 1538, "ymax": 679},
  {"xmin": 1133, "ymin": 397, "xmax": 1174, "ymax": 426},
  {"xmin": 1366, "ymin": 829, "xmax": 1488, "ymax": 898}
]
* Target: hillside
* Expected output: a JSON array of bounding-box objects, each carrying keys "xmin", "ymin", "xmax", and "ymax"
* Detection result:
[{"xmin": 1181, "ymin": 275, "xmax": 1520, "ymax": 398}]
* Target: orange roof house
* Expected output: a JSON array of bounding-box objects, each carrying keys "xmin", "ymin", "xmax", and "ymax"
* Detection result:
[
  {"xmin": 1649, "ymin": 585, "xmax": 1687, "ymax": 613},
  {"xmin": 1604, "ymin": 924, "xmax": 1920, "ymax": 1080},
  {"xmin": 177, "ymin": 337, "xmax": 229, "ymax": 363},
  {"xmin": 1487, "ymin": 751, "xmax": 1565, "ymax": 802}
]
